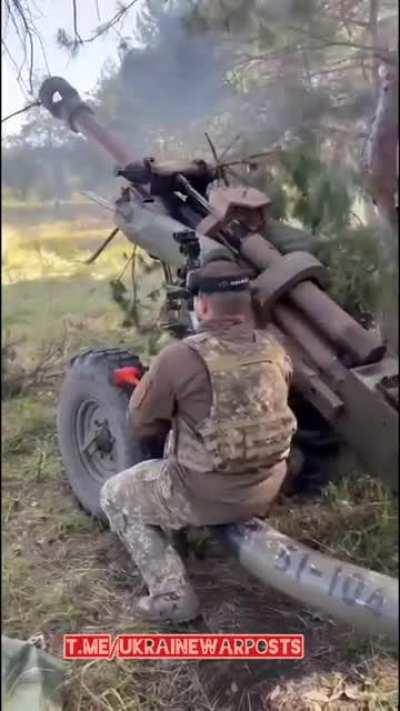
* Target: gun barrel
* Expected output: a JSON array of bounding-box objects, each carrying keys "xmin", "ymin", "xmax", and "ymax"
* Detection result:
[
  {"xmin": 39, "ymin": 76, "xmax": 136, "ymax": 166},
  {"xmin": 73, "ymin": 110, "xmax": 136, "ymax": 166},
  {"xmin": 220, "ymin": 519, "xmax": 398, "ymax": 643}
]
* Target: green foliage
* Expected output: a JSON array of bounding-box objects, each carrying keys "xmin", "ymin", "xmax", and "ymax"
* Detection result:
[
  {"xmin": 3, "ymin": 0, "xmax": 396, "ymax": 332},
  {"xmin": 316, "ymin": 226, "xmax": 383, "ymax": 320},
  {"xmin": 109, "ymin": 248, "xmax": 164, "ymax": 333},
  {"xmin": 289, "ymin": 162, "xmax": 354, "ymax": 235},
  {"xmin": 274, "ymin": 471, "xmax": 398, "ymax": 577},
  {"xmin": 307, "ymin": 171, "xmax": 353, "ymax": 233},
  {"xmin": 267, "ymin": 139, "xmax": 384, "ymax": 322},
  {"xmin": 322, "ymin": 474, "xmax": 398, "ymax": 576},
  {"xmin": 109, "ymin": 277, "xmax": 141, "ymax": 328},
  {"xmin": 274, "ymin": 142, "xmax": 357, "ymax": 233},
  {"xmin": 280, "ymin": 144, "xmax": 322, "ymax": 194},
  {"xmin": 266, "ymin": 179, "xmax": 288, "ymax": 220}
]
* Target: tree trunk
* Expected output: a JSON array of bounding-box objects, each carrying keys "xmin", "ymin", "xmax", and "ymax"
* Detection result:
[
  {"xmin": 364, "ymin": 59, "xmax": 398, "ymax": 242},
  {"xmin": 368, "ymin": 0, "xmax": 380, "ymax": 87},
  {"xmin": 362, "ymin": 53, "xmax": 398, "ymax": 354}
]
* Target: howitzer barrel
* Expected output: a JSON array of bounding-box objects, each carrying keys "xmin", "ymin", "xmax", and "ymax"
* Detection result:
[
  {"xmin": 38, "ymin": 77, "xmax": 224, "ymax": 265},
  {"xmin": 72, "ymin": 110, "xmax": 136, "ymax": 166},
  {"xmin": 38, "ymin": 77, "xmax": 215, "ymax": 187},
  {"xmin": 220, "ymin": 519, "xmax": 398, "ymax": 643},
  {"xmin": 39, "ymin": 77, "xmax": 137, "ymax": 166},
  {"xmin": 33, "ymin": 81, "xmax": 386, "ymax": 364},
  {"xmin": 38, "ymin": 76, "xmax": 397, "ymax": 488},
  {"xmin": 39, "ymin": 76, "xmax": 398, "ymax": 640}
]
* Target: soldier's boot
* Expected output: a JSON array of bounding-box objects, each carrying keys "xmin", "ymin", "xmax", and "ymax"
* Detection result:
[
  {"xmin": 101, "ymin": 466, "xmax": 201, "ymax": 623},
  {"xmin": 133, "ymin": 532, "xmax": 201, "ymax": 623},
  {"xmin": 136, "ymin": 586, "xmax": 200, "ymax": 623}
]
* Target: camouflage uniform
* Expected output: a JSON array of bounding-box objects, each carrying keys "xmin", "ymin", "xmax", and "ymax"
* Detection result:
[
  {"xmin": 168, "ymin": 330, "xmax": 296, "ymax": 475},
  {"xmin": 100, "ymin": 459, "xmax": 198, "ymax": 599},
  {"xmin": 101, "ymin": 326, "xmax": 296, "ymax": 618}
]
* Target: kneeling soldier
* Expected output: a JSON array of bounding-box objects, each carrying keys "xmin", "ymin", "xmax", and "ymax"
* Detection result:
[{"xmin": 101, "ymin": 257, "xmax": 296, "ymax": 622}]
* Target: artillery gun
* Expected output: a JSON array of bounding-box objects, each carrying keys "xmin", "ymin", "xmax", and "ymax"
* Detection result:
[{"xmin": 38, "ymin": 77, "xmax": 398, "ymax": 643}]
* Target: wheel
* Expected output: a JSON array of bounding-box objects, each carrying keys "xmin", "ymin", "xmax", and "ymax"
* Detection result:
[{"xmin": 57, "ymin": 347, "xmax": 146, "ymax": 517}]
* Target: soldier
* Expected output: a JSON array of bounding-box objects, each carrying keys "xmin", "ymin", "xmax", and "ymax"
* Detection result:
[{"xmin": 100, "ymin": 257, "xmax": 297, "ymax": 623}]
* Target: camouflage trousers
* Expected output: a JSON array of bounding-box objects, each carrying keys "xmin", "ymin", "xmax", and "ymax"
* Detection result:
[{"xmin": 100, "ymin": 460, "xmax": 197, "ymax": 598}]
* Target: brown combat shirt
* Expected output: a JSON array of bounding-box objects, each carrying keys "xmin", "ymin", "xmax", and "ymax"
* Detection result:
[{"xmin": 129, "ymin": 318, "xmax": 293, "ymax": 523}]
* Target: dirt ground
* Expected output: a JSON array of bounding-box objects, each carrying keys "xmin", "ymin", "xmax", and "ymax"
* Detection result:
[
  {"xmin": 2, "ymin": 209, "xmax": 399, "ymax": 710},
  {"xmin": 3, "ymin": 349, "xmax": 398, "ymax": 710}
]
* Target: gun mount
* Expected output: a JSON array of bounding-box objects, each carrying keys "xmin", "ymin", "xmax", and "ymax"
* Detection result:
[{"xmin": 39, "ymin": 77, "xmax": 398, "ymax": 642}]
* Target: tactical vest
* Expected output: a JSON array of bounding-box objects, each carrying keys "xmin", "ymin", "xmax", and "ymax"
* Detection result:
[{"xmin": 167, "ymin": 329, "xmax": 297, "ymax": 474}]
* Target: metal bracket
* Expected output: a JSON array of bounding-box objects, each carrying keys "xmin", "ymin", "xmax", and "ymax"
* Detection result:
[{"xmin": 252, "ymin": 251, "xmax": 326, "ymax": 313}]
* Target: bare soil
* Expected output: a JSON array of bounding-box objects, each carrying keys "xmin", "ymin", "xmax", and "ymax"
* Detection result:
[{"xmin": 2, "ymin": 374, "xmax": 398, "ymax": 711}]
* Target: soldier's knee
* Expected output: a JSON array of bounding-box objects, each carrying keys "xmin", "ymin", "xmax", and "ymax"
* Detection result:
[
  {"xmin": 101, "ymin": 468, "xmax": 145, "ymax": 527},
  {"xmin": 100, "ymin": 477, "xmax": 127, "ymax": 534},
  {"xmin": 101, "ymin": 467, "xmax": 131, "ymax": 503},
  {"xmin": 100, "ymin": 474, "xmax": 124, "ymax": 520},
  {"xmin": 100, "ymin": 476, "xmax": 114, "ymax": 506}
]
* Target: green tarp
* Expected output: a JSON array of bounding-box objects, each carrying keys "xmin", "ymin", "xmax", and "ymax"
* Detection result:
[{"xmin": 2, "ymin": 635, "xmax": 65, "ymax": 711}]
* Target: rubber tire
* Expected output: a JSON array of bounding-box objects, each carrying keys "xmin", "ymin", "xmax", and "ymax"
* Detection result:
[{"xmin": 57, "ymin": 347, "xmax": 146, "ymax": 518}]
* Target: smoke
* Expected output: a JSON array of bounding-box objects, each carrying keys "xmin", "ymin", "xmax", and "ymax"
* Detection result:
[
  {"xmin": 4, "ymin": 0, "xmax": 398, "ymax": 250},
  {"xmin": 119, "ymin": 11, "xmax": 233, "ymax": 129},
  {"xmin": 114, "ymin": 1, "xmax": 338, "ymax": 157}
]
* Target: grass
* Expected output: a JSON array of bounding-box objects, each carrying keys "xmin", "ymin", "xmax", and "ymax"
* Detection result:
[
  {"xmin": 2, "ymin": 207, "xmax": 166, "ymax": 354},
  {"xmin": 271, "ymin": 476, "xmax": 398, "ymax": 577},
  {"xmin": 2, "ymin": 193, "xmax": 90, "ymax": 209},
  {"xmin": 2, "ymin": 207, "xmax": 399, "ymax": 710}
]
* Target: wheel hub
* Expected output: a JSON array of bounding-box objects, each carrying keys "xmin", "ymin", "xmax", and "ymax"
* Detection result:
[
  {"xmin": 93, "ymin": 422, "xmax": 115, "ymax": 454},
  {"xmin": 76, "ymin": 400, "xmax": 118, "ymax": 482}
]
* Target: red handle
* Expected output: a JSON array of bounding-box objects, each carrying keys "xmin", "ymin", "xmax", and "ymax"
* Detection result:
[{"xmin": 112, "ymin": 367, "xmax": 142, "ymax": 388}]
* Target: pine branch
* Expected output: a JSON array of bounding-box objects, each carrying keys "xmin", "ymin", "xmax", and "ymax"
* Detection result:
[
  {"xmin": 1, "ymin": 100, "xmax": 40, "ymax": 123},
  {"xmin": 24, "ymin": 1, "xmax": 51, "ymax": 76},
  {"xmin": 72, "ymin": 0, "xmax": 82, "ymax": 45},
  {"xmin": 1, "ymin": 39, "xmax": 30, "ymax": 97},
  {"xmin": 94, "ymin": 0, "xmax": 101, "ymax": 22},
  {"xmin": 286, "ymin": 23, "xmax": 393, "ymax": 63},
  {"xmin": 70, "ymin": 0, "xmax": 140, "ymax": 46},
  {"xmin": 12, "ymin": 0, "xmax": 35, "ymax": 94},
  {"xmin": 4, "ymin": 0, "xmax": 28, "ymax": 87},
  {"xmin": 236, "ymin": 37, "xmax": 391, "ymax": 72}
]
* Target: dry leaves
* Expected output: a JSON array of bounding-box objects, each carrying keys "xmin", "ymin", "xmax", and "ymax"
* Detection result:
[{"xmin": 266, "ymin": 671, "xmax": 398, "ymax": 710}]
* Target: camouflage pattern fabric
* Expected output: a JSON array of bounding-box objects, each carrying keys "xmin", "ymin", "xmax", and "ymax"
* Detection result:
[
  {"xmin": 101, "ymin": 460, "xmax": 196, "ymax": 597},
  {"xmin": 169, "ymin": 330, "xmax": 297, "ymax": 474},
  {"xmin": 2, "ymin": 635, "xmax": 65, "ymax": 711},
  {"xmin": 102, "ymin": 328, "xmax": 296, "ymax": 598}
]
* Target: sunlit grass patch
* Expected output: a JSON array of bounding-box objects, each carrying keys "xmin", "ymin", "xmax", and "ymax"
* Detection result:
[
  {"xmin": 3, "ymin": 275, "xmax": 120, "ymax": 343},
  {"xmin": 2, "ymin": 212, "xmax": 165, "ymax": 358},
  {"xmin": 3, "ymin": 229, "xmax": 129, "ymax": 284}
]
